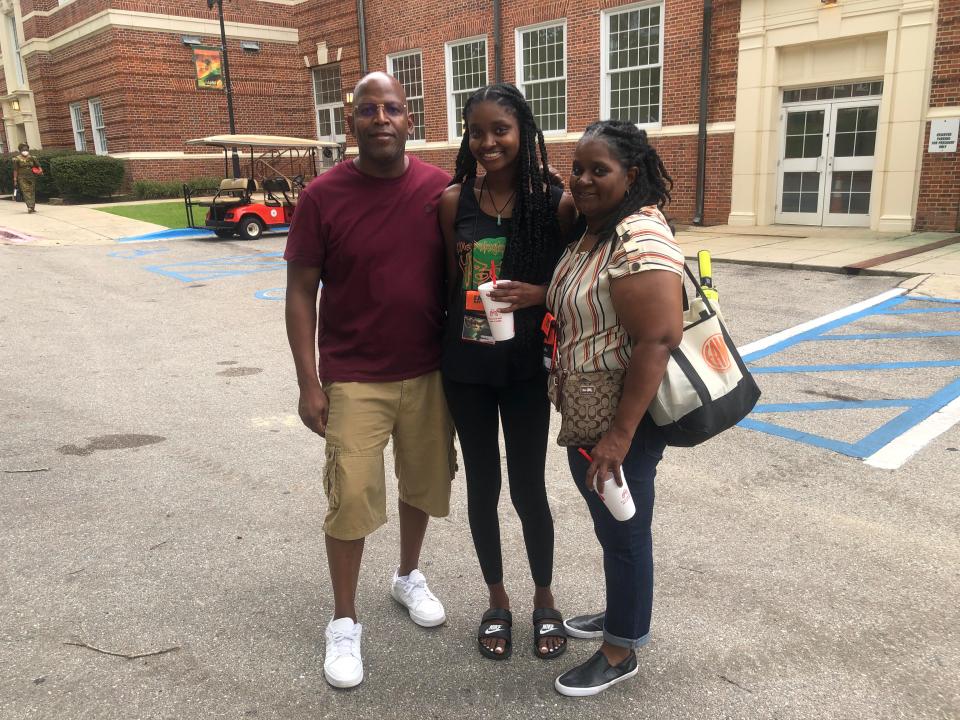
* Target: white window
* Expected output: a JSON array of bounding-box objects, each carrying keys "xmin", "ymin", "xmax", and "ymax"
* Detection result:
[
  {"xmin": 445, "ymin": 37, "xmax": 487, "ymax": 141},
  {"xmin": 387, "ymin": 50, "xmax": 425, "ymax": 142},
  {"xmin": 88, "ymin": 98, "xmax": 107, "ymax": 155},
  {"xmin": 69, "ymin": 103, "xmax": 86, "ymax": 151},
  {"xmin": 601, "ymin": 3, "xmax": 663, "ymax": 125},
  {"xmin": 515, "ymin": 21, "xmax": 566, "ymax": 133},
  {"xmin": 312, "ymin": 65, "xmax": 345, "ymax": 142},
  {"xmin": 6, "ymin": 15, "xmax": 25, "ymax": 87}
]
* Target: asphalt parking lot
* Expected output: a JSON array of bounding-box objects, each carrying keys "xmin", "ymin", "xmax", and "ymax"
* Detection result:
[{"xmin": 1, "ymin": 235, "xmax": 958, "ymax": 720}]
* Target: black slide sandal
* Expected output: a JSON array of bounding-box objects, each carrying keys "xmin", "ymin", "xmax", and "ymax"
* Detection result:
[
  {"xmin": 533, "ymin": 607, "xmax": 568, "ymax": 660},
  {"xmin": 477, "ymin": 608, "xmax": 513, "ymax": 660}
]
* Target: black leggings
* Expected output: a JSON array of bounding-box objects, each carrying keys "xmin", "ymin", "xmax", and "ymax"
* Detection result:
[{"xmin": 443, "ymin": 376, "xmax": 554, "ymax": 588}]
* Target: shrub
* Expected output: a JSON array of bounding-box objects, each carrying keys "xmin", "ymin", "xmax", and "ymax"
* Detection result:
[
  {"xmin": 132, "ymin": 180, "xmax": 181, "ymax": 200},
  {"xmin": 131, "ymin": 176, "xmax": 221, "ymax": 200},
  {"xmin": 0, "ymin": 148, "xmax": 85, "ymax": 199},
  {"xmin": 50, "ymin": 154, "xmax": 126, "ymax": 200}
]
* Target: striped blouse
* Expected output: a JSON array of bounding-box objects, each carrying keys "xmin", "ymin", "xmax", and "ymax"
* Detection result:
[{"xmin": 545, "ymin": 206, "xmax": 684, "ymax": 372}]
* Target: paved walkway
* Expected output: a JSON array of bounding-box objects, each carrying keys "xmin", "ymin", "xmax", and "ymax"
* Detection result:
[
  {"xmin": 2, "ymin": 197, "xmax": 958, "ymax": 279},
  {"xmin": 676, "ymin": 224, "xmax": 960, "ymax": 276},
  {"xmin": 0, "ymin": 198, "xmax": 165, "ymax": 246}
]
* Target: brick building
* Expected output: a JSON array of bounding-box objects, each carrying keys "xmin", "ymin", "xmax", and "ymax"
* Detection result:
[{"xmin": 0, "ymin": 0, "xmax": 957, "ymax": 231}]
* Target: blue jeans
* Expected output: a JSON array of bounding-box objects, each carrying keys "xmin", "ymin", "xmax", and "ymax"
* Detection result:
[{"xmin": 567, "ymin": 422, "xmax": 666, "ymax": 649}]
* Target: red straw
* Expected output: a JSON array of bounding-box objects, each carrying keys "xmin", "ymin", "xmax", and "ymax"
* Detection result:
[
  {"xmin": 490, "ymin": 260, "xmax": 498, "ymax": 287},
  {"xmin": 577, "ymin": 448, "xmax": 593, "ymax": 462}
]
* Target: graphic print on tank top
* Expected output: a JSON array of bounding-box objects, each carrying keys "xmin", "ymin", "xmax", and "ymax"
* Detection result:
[{"xmin": 458, "ymin": 234, "xmax": 506, "ymax": 344}]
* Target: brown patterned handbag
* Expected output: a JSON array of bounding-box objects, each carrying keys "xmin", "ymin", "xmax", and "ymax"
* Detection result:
[{"xmin": 548, "ymin": 368, "xmax": 626, "ymax": 447}]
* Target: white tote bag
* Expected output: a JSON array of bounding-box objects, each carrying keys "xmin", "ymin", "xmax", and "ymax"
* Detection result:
[{"xmin": 648, "ymin": 265, "xmax": 760, "ymax": 446}]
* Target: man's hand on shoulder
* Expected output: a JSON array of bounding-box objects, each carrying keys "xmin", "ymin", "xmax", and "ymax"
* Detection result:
[{"xmin": 298, "ymin": 385, "xmax": 329, "ymax": 437}]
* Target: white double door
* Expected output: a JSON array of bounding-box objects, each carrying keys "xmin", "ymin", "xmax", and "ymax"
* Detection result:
[{"xmin": 775, "ymin": 100, "xmax": 879, "ymax": 227}]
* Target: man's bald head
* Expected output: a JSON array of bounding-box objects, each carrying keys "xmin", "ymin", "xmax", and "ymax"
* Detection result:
[{"xmin": 353, "ymin": 72, "xmax": 406, "ymax": 104}]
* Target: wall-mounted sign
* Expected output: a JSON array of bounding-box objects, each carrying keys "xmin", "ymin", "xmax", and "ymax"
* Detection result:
[
  {"xmin": 928, "ymin": 118, "xmax": 959, "ymax": 153},
  {"xmin": 194, "ymin": 47, "xmax": 224, "ymax": 90}
]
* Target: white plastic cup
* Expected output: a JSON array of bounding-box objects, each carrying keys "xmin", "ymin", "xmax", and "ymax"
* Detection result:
[
  {"xmin": 477, "ymin": 280, "xmax": 515, "ymax": 341},
  {"xmin": 597, "ymin": 467, "xmax": 636, "ymax": 521}
]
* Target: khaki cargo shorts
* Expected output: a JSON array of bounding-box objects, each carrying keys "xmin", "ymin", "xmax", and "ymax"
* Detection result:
[{"xmin": 322, "ymin": 370, "xmax": 456, "ymax": 540}]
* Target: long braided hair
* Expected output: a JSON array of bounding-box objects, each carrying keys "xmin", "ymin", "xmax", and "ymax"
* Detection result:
[
  {"xmin": 575, "ymin": 120, "xmax": 674, "ymax": 244},
  {"xmin": 450, "ymin": 83, "xmax": 561, "ymax": 286}
]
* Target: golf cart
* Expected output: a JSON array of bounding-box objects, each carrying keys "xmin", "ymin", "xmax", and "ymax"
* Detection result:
[{"xmin": 182, "ymin": 134, "xmax": 343, "ymax": 240}]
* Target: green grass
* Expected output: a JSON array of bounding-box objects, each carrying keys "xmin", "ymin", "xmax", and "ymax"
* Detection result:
[{"xmin": 96, "ymin": 201, "xmax": 190, "ymax": 229}]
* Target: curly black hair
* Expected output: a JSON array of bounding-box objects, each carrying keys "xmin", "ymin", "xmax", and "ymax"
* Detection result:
[
  {"xmin": 575, "ymin": 120, "xmax": 674, "ymax": 241},
  {"xmin": 450, "ymin": 83, "xmax": 560, "ymax": 286}
]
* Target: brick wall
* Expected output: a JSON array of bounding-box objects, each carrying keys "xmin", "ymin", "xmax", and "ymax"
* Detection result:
[
  {"xmin": 315, "ymin": 0, "xmax": 739, "ymax": 224},
  {"xmin": 916, "ymin": 0, "xmax": 960, "ymax": 232},
  {"xmin": 14, "ymin": 0, "xmax": 740, "ymax": 220},
  {"xmin": 124, "ymin": 157, "xmax": 227, "ymax": 184},
  {"xmin": 24, "ymin": 27, "xmax": 312, "ymax": 156},
  {"xmin": 23, "ymin": 0, "xmax": 299, "ymax": 45},
  {"xmin": 916, "ymin": 124, "xmax": 960, "ymax": 232},
  {"xmin": 294, "ymin": 0, "xmax": 361, "ymax": 144}
]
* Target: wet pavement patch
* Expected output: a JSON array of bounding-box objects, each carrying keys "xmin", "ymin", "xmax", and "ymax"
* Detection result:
[
  {"xmin": 58, "ymin": 434, "xmax": 166, "ymax": 456},
  {"xmin": 217, "ymin": 367, "xmax": 262, "ymax": 377}
]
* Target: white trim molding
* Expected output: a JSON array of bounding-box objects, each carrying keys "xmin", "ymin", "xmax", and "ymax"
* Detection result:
[
  {"xmin": 341, "ymin": 121, "xmax": 736, "ymax": 155},
  {"xmin": 109, "ymin": 151, "xmax": 225, "ymax": 160},
  {"xmin": 21, "ymin": 9, "xmax": 298, "ymax": 57},
  {"xmin": 22, "ymin": 0, "xmax": 304, "ymax": 22},
  {"xmin": 926, "ymin": 106, "xmax": 960, "ymax": 120}
]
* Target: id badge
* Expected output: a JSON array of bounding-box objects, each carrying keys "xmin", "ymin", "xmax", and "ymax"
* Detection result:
[
  {"xmin": 541, "ymin": 312, "xmax": 557, "ymax": 370},
  {"xmin": 462, "ymin": 290, "xmax": 494, "ymax": 345}
]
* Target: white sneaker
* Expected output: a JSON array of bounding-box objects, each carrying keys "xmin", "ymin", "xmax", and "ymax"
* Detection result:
[
  {"xmin": 324, "ymin": 617, "xmax": 363, "ymax": 688},
  {"xmin": 390, "ymin": 569, "xmax": 446, "ymax": 627}
]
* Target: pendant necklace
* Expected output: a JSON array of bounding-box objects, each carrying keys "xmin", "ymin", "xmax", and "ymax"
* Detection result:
[{"xmin": 483, "ymin": 177, "xmax": 516, "ymax": 226}]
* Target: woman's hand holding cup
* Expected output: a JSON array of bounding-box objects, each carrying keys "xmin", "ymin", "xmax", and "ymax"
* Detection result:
[
  {"xmin": 584, "ymin": 427, "xmax": 632, "ymax": 494},
  {"xmin": 486, "ymin": 280, "xmax": 547, "ymax": 312}
]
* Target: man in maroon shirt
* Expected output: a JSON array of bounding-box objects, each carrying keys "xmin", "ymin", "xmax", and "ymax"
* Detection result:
[{"xmin": 284, "ymin": 73, "xmax": 455, "ymax": 689}]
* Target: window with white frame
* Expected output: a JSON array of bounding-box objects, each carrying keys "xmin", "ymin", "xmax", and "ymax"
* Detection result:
[
  {"xmin": 602, "ymin": 3, "xmax": 663, "ymax": 125},
  {"xmin": 313, "ymin": 65, "xmax": 345, "ymax": 142},
  {"xmin": 388, "ymin": 51, "xmax": 425, "ymax": 142},
  {"xmin": 445, "ymin": 37, "xmax": 487, "ymax": 140},
  {"xmin": 6, "ymin": 15, "xmax": 25, "ymax": 87},
  {"xmin": 516, "ymin": 22, "xmax": 566, "ymax": 132},
  {"xmin": 88, "ymin": 98, "xmax": 107, "ymax": 155},
  {"xmin": 69, "ymin": 103, "xmax": 86, "ymax": 151}
]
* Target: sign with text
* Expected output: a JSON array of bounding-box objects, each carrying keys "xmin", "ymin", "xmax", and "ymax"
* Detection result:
[{"xmin": 928, "ymin": 118, "xmax": 959, "ymax": 153}]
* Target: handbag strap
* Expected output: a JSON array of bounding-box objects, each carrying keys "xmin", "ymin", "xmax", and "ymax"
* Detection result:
[{"xmin": 681, "ymin": 262, "xmax": 718, "ymax": 317}]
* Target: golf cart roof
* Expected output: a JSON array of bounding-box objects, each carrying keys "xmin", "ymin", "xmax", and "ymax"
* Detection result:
[{"xmin": 186, "ymin": 134, "xmax": 341, "ymax": 149}]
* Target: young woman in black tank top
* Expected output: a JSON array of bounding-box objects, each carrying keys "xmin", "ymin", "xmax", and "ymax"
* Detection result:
[{"xmin": 438, "ymin": 84, "xmax": 576, "ymax": 661}]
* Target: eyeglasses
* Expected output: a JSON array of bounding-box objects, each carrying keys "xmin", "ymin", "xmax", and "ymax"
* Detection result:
[{"xmin": 354, "ymin": 102, "xmax": 407, "ymax": 119}]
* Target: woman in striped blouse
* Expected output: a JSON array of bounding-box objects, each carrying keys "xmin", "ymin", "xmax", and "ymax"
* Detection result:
[{"xmin": 547, "ymin": 120, "xmax": 685, "ymax": 697}]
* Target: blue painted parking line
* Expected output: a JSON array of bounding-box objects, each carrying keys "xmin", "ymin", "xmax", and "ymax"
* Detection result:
[
  {"xmin": 875, "ymin": 307, "xmax": 960, "ymax": 315},
  {"xmin": 144, "ymin": 252, "xmax": 285, "ymax": 283},
  {"xmin": 817, "ymin": 331, "xmax": 960, "ymax": 341},
  {"xmin": 752, "ymin": 399, "xmax": 915, "ymax": 413},
  {"xmin": 738, "ymin": 293, "xmax": 960, "ymax": 467},
  {"xmin": 752, "ymin": 359, "xmax": 960, "ymax": 374},
  {"xmin": 116, "ymin": 226, "xmax": 290, "ymax": 244},
  {"xmin": 116, "ymin": 228, "xmax": 218, "ymax": 243},
  {"xmin": 107, "ymin": 247, "xmax": 170, "ymax": 259},
  {"xmin": 254, "ymin": 287, "xmax": 286, "ymax": 301},
  {"xmin": 742, "ymin": 294, "xmax": 907, "ymax": 362}
]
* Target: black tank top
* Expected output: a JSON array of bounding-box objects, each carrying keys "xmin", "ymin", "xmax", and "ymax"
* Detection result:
[{"xmin": 441, "ymin": 178, "xmax": 564, "ymax": 386}]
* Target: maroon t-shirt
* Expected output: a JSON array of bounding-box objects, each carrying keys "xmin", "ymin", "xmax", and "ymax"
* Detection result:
[{"xmin": 284, "ymin": 155, "xmax": 450, "ymax": 383}]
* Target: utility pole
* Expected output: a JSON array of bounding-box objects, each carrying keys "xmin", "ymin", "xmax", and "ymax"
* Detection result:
[{"xmin": 209, "ymin": 0, "xmax": 241, "ymax": 177}]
